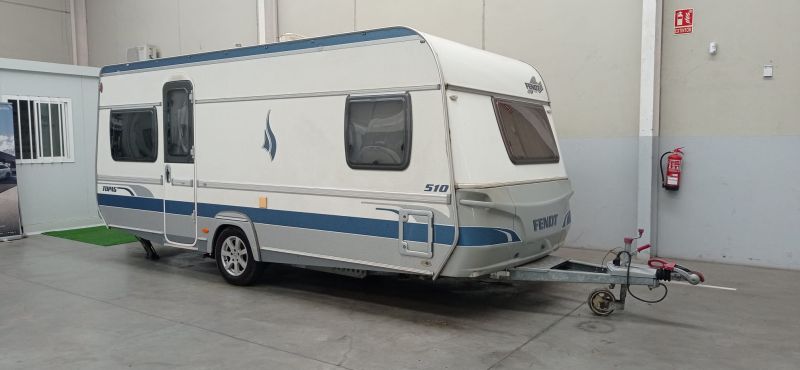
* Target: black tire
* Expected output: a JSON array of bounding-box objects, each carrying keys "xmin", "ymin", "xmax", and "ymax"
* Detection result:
[
  {"xmin": 588, "ymin": 288, "xmax": 616, "ymax": 316},
  {"xmin": 214, "ymin": 227, "xmax": 264, "ymax": 286}
]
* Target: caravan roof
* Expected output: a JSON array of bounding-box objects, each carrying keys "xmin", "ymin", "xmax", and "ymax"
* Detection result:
[{"xmin": 100, "ymin": 26, "xmax": 549, "ymax": 103}]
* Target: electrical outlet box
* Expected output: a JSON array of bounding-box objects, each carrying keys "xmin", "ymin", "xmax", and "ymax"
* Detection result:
[{"xmin": 763, "ymin": 64, "xmax": 774, "ymax": 78}]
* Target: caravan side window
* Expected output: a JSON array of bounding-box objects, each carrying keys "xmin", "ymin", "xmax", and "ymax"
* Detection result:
[
  {"xmin": 493, "ymin": 98, "xmax": 559, "ymax": 164},
  {"xmin": 163, "ymin": 81, "xmax": 194, "ymax": 163},
  {"xmin": 344, "ymin": 94, "xmax": 411, "ymax": 170},
  {"xmin": 109, "ymin": 109, "xmax": 157, "ymax": 162}
]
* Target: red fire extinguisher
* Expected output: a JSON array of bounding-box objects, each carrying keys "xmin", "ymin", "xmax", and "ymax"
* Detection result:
[{"xmin": 660, "ymin": 147, "xmax": 684, "ymax": 191}]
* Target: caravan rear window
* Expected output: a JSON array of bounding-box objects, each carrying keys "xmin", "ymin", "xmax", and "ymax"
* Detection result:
[
  {"xmin": 493, "ymin": 98, "xmax": 559, "ymax": 164},
  {"xmin": 345, "ymin": 94, "xmax": 411, "ymax": 170},
  {"xmin": 110, "ymin": 109, "xmax": 157, "ymax": 162}
]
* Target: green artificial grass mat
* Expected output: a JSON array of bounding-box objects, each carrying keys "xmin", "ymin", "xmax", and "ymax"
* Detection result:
[{"xmin": 43, "ymin": 226, "xmax": 138, "ymax": 246}]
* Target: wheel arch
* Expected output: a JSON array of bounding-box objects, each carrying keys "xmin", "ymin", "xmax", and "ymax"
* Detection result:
[{"xmin": 207, "ymin": 212, "xmax": 262, "ymax": 262}]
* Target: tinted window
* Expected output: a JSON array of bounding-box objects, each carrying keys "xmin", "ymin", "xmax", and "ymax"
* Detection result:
[
  {"xmin": 345, "ymin": 94, "xmax": 411, "ymax": 170},
  {"xmin": 8, "ymin": 99, "xmax": 31, "ymax": 159},
  {"xmin": 39, "ymin": 102, "xmax": 64, "ymax": 157},
  {"xmin": 110, "ymin": 109, "xmax": 157, "ymax": 162},
  {"xmin": 493, "ymin": 98, "xmax": 559, "ymax": 164},
  {"xmin": 163, "ymin": 81, "xmax": 193, "ymax": 163}
]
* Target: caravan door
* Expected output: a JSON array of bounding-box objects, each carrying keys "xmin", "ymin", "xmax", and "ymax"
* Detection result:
[{"xmin": 162, "ymin": 80, "xmax": 197, "ymax": 246}]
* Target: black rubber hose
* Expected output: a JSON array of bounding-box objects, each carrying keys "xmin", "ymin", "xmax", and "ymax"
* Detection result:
[{"xmin": 659, "ymin": 151, "xmax": 671, "ymax": 186}]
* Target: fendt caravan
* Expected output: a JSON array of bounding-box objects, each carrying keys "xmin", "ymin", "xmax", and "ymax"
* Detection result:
[{"xmin": 96, "ymin": 27, "xmax": 573, "ymax": 285}]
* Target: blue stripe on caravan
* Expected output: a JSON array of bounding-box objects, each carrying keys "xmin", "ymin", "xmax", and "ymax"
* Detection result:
[
  {"xmin": 200, "ymin": 201, "xmax": 402, "ymax": 239},
  {"xmin": 101, "ymin": 27, "xmax": 419, "ymax": 74},
  {"xmin": 165, "ymin": 200, "xmax": 195, "ymax": 216},
  {"xmin": 97, "ymin": 194, "xmax": 163, "ymax": 212},
  {"xmin": 459, "ymin": 226, "xmax": 521, "ymax": 246},
  {"xmin": 96, "ymin": 194, "xmax": 520, "ymax": 247}
]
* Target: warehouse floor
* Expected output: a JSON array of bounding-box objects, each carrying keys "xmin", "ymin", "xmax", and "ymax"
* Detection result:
[{"xmin": 0, "ymin": 235, "xmax": 797, "ymax": 370}]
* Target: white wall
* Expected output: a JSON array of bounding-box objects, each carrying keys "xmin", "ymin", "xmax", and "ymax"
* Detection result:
[
  {"xmin": 276, "ymin": 0, "xmax": 483, "ymax": 48},
  {"xmin": 355, "ymin": 0, "xmax": 484, "ymax": 49},
  {"xmin": 0, "ymin": 0, "xmax": 73, "ymax": 64},
  {"xmin": 85, "ymin": 0, "xmax": 259, "ymax": 67},
  {"xmin": 276, "ymin": 0, "xmax": 355, "ymax": 38},
  {"xmin": 657, "ymin": 0, "xmax": 800, "ymax": 269}
]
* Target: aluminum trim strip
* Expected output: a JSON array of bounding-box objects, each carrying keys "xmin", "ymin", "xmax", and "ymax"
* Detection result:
[
  {"xmin": 163, "ymin": 242, "xmax": 198, "ymax": 251},
  {"xmin": 97, "ymin": 175, "xmax": 164, "ymax": 185},
  {"xmin": 99, "ymin": 103, "xmax": 161, "ymax": 110},
  {"xmin": 215, "ymin": 215, "xmax": 250, "ymax": 223},
  {"xmin": 456, "ymin": 177, "xmax": 568, "ymax": 189},
  {"xmin": 171, "ymin": 178, "xmax": 194, "ymax": 187},
  {"xmin": 199, "ymin": 180, "xmax": 450, "ymax": 204},
  {"xmin": 446, "ymin": 84, "xmax": 550, "ymax": 105},
  {"xmin": 106, "ymin": 224, "xmax": 161, "ymax": 235},
  {"xmin": 260, "ymin": 246, "xmax": 433, "ymax": 275},
  {"xmin": 195, "ymin": 84, "xmax": 440, "ymax": 105}
]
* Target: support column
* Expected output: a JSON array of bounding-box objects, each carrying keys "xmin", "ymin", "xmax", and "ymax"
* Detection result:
[
  {"xmin": 257, "ymin": 0, "xmax": 279, "ymax": 44},
  {"xmin": 69, "ymin": 0, "xmax": 89, "ymax": 65},
  {"xmin": 636, "ymin": 0, "xmax": 663, "ymax": 258}
]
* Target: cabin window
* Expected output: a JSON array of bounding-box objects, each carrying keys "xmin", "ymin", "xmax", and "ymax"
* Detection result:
[
  {"xmin": 0, "ymin": 96, "xmax": 74, "ymax": 163},
  {"xmin": 109, "ymin": 109, "xmax": 157, "ymax": 162},
  {"xmin": 493, "ymin": 98, "xmax": 559, "ymax": 164},
  {"xmin": 344, "ymin": 94, "xmax": 411, "ymax": 170},
  {"xmin": 163, "ymin": 81, "xmax": 194, "ymax": 163}
]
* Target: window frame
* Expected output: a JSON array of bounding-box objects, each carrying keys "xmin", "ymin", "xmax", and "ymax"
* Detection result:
[
  {"xmin": 109, "ymin": 107, "xmax": 159, "ymax": 163},
  {"xmin": 491, "ymin": 97, "xmax": 560, "ymax": 165},
  {"xmin": 0, "ymin": 95, "xmax": 75, "ymax": 164},
  {"xmin": 343, "ymin": 93, "xmax": 412, "ymax": 171},
  {"xmin": 162, "ymin": 80, "xmax": 194, "ymax": 164}
]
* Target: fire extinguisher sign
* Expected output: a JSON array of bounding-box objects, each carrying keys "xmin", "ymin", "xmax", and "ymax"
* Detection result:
[{"xmin": 674, "ymin": 8, "xmax": 694, "ymax": 34}]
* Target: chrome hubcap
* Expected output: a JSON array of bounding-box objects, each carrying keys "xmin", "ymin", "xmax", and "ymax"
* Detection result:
[{"xmin": 221, "ymin": 236, "xmax": 248, "ymax": 277}]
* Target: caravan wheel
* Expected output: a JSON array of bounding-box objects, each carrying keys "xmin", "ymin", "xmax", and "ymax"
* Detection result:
[{"xmin": 214, "ymin": 227, "xmax": 264, "ymax": 286}]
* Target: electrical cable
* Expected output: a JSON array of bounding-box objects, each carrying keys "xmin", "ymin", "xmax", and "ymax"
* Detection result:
[
  {"xmin": 600, "ymin": 247, "xmax": 621, "ymax": 266},
  {"xmin": 617, "ymin": 250, "xmax": 669, "ymax": 304}
]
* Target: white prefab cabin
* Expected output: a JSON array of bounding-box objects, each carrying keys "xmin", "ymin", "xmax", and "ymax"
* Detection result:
[{"xmin": 96, "ymin": 27, "xmax": 572, "ymax": 285}]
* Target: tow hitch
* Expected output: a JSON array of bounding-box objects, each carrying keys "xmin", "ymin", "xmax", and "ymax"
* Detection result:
[{"xmin": 489, "ymin": 229, "xmax": 707, "ymax": 316}]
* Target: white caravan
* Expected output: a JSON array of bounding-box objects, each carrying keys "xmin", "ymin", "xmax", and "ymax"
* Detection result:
[{"xmin": 96, "ymin": 27, "xmax": 573, "ymax": 286}]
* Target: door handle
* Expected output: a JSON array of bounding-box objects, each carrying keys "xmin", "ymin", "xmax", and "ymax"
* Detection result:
[{"xmin": 164, "ymin": 165, "xmax": 171, "ymax": 183}]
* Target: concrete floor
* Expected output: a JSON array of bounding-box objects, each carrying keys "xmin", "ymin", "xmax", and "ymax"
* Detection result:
[{"xmin": 0, "ymin": 236, "xmax": 798, "ymax": 370}]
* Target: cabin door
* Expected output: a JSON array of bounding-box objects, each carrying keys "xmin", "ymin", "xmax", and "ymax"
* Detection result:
[{"xmin": 162, "ymin": 80, "xmax": 198, "ymax": 247}]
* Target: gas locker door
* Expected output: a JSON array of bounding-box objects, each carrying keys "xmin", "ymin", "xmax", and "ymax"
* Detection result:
[
  {"xmin": 399, "ymin": 209, "xmax": 434, "ymax": 258},
  {"xmin": 162, "ymin": 80, "xmax": 197, "ymax": 247}
]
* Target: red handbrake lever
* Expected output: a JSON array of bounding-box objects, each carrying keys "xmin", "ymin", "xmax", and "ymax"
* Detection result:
[{"xmin": 648, "ymin": 258, "xmax": 675, "ymax": 270}]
